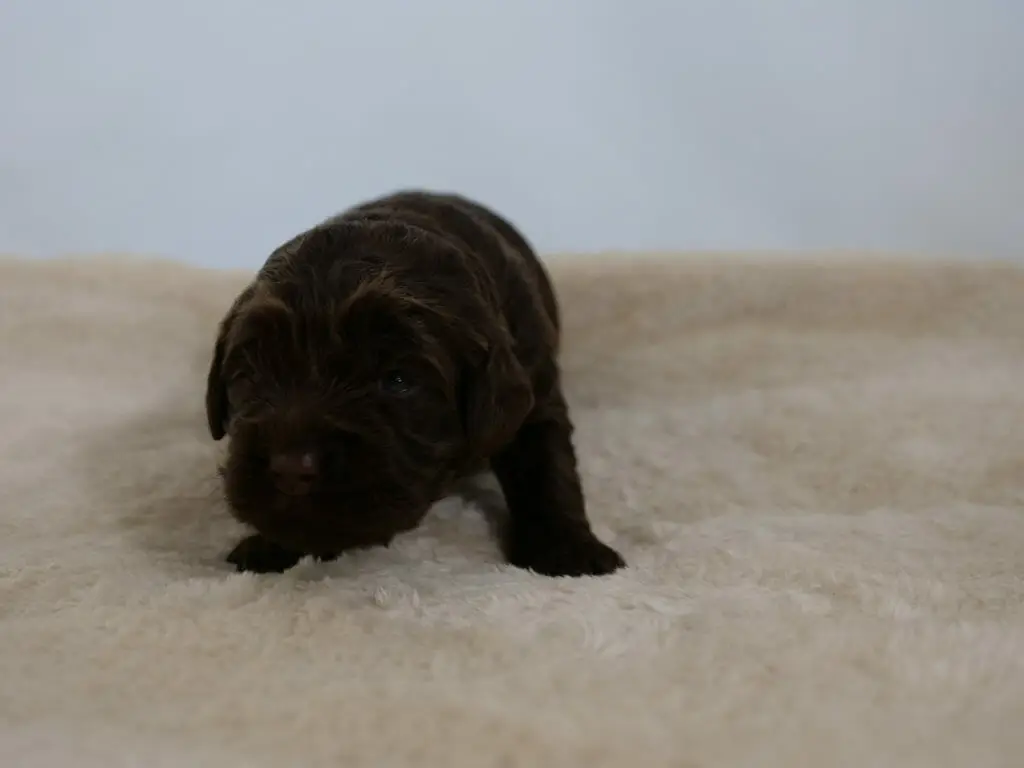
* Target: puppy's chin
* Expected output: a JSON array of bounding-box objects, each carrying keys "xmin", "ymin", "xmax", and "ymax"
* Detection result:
[{"xmin": 222, "ymin": 472, "xmax": 429, "ymax": 557}]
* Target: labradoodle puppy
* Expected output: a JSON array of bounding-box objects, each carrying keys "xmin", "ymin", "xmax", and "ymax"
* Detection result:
[{"xmin": 204, "ymin": 190, "xmax": 624, "ymax": 577}]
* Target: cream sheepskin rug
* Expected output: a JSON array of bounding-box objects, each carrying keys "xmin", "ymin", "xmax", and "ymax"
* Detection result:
[{"xmin": 2, "ymin": 252, "xmax": 1024, "ymax": 767}]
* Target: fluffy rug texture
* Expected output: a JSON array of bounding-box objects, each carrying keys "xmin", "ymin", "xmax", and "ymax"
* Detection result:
[{"xmin": 2, "ymin": 252, "xmax": 1024, "ymax": 767}]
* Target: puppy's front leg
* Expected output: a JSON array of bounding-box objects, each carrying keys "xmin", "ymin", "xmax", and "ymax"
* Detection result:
[
  {"xmin": 491, "ymin": 399, "xmax": 625, "ymax": 577},
  {"xmin": 226, "ymin": 533, "xmax": 304, "ymax": 574}
]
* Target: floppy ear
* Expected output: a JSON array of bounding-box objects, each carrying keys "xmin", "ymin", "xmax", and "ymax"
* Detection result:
[
  {"xmin": 205, "ymin": 284, "xmax": 256, "ymax": 440},
  {"xmin": 463, "ymin": 332, "xmax": 535, "ymax": 459},
  {"xmin": 204, "ymin": 317, "xmax": 232, "ymax": 441}
]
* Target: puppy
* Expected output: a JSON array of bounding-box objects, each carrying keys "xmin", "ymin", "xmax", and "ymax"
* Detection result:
[{"xmin": 205, "ymin": 190, "xmax": 625, "ymax": 577}]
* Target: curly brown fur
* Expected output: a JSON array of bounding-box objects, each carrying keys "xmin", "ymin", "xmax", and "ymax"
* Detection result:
[{"xmin": 205, "ymin": 190, "xmax": 624, "ymax": 577}]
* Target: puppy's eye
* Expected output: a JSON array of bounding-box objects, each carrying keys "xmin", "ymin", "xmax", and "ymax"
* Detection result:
[
  {"xmin": 379, "ymin": 370, "xmax": 415, "ymax": 396},
  {"xmin": 228, "ymin": 370, "xmax": 249, "ymax": 383}
]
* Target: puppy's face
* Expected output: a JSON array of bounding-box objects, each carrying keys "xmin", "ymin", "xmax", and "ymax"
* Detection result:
[{"xmin": 205, "ymin": 228, "xmax": 533, "ymax": 556}]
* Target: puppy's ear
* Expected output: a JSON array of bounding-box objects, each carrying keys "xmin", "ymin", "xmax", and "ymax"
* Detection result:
[
  {"xmin": 463, "ymin": 330, "xmax": 535, "ymax": 459},
  {"xmin": 205, "ymin": 285, "xmax": 255, "ymax": 441},
  {"xmin": 205, "ymin": 316, "xmax": 232, "ymax": 441}
]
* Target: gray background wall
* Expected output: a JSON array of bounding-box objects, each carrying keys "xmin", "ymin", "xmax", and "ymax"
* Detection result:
[{"xmin": 1, "ymin": 0, "xmax": 1021, "ymax": 269}]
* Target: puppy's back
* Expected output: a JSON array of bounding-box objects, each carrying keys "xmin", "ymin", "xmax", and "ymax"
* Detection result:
[{"xmin": 344, "ymin": 190, "xmax": 561, "ymax": 335}]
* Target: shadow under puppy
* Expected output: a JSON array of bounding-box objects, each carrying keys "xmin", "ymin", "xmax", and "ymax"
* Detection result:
[{"xmin": 205, "ymin": 190, "xmax": 624, "ymax": 577}]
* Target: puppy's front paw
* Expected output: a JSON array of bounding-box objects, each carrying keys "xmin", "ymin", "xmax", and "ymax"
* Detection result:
[
  {"xmin": 505, "ymin": 523, "xmax": 625, "ymax": 577},
  {"xmin": 226, "ymin": 533, "xmax": 303, "ymax": 574}
]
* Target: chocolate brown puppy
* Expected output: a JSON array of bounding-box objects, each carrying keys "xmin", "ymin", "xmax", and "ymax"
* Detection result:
[{"xmin": 205, "ymin": 190, "xmax": 624, "ymax": 577}]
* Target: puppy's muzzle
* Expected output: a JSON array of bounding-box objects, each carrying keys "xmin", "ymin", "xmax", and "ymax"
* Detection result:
[{"xmin": 269, "ymin": 451, "xmax": 319, "ymax": 496}]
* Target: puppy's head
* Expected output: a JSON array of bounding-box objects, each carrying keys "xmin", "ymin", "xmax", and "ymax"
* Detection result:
[{"xmin": 204, "ymin": 224, "xmax": 533, "ymax": 556}]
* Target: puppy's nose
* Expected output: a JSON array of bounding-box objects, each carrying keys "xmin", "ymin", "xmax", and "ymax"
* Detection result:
[{"xmin": 269, "ymin": 451, "xmax": 318, "ymax": 495}]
